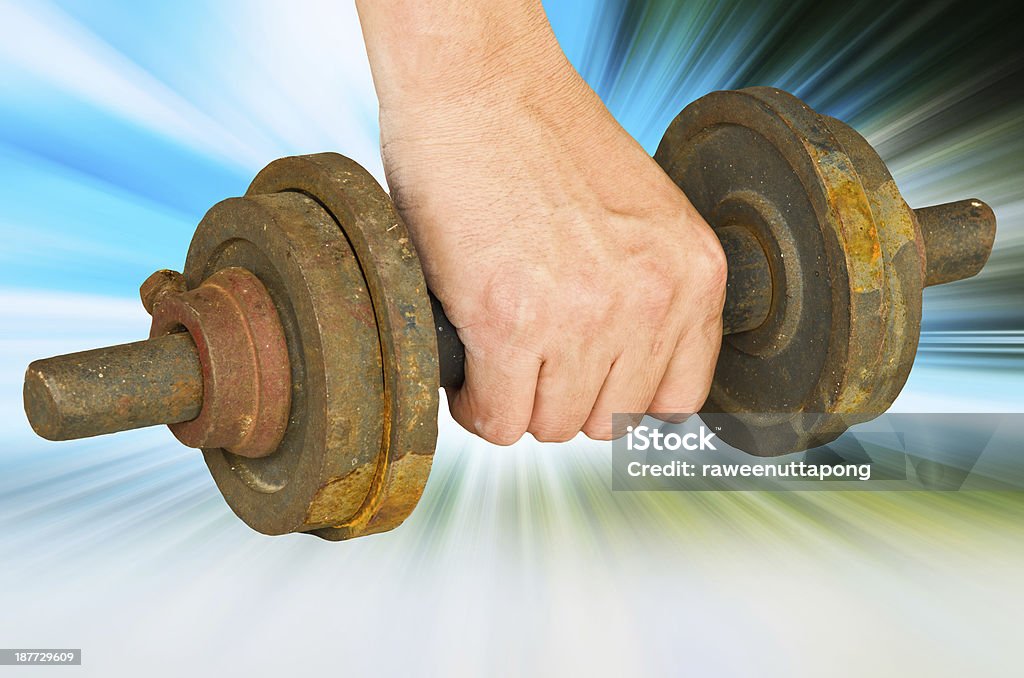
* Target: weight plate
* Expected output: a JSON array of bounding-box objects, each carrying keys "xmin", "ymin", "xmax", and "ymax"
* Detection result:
[
  {"xmin": 186, "ymin": 191, "xmax": 386, "ymax": 534},
  {"xmin": 247, "ymin": 153, "xmax": 439, "ymax": 540},
  {"xmin": 655, "ymin": 88, "xmax": 888, "ymax": 454},
  {"xmin": 822, "ymin": 116, "xmax": 924, "ymax": 418}
]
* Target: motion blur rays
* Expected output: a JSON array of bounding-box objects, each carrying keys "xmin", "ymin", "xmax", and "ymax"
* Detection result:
[{"xmin": 0, "ymin": 1, "xmax": 1023, "ymax": 675}]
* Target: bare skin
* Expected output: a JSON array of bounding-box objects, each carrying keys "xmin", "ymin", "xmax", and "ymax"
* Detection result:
[{"xmin": 355, "ymin": 1, "xmax": 727, "ymax": 444}]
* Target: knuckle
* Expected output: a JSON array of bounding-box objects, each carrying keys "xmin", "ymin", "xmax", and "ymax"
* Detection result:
[
  {"xmin": 477, "ymin": 417, "xmax": 528, "ymax": 446},
  {"xmin": 529, "ymin": 416, "xmax": 580, "ymax": 443},
  {"xmin": 694, "ymin": 230, "xmax": 729, "ymax": 298},
  {"xmin": 630, "ymin": 264, "xmax": 678, "ymax": 324},
  {"xmin": 650, "ymin": 384, "xmax": 712, "ymax": 416},
  {"xmin": 569, "ymin": 281, "xmax": 616, "ymax": 328},
  {"xmin": 480, "ymin": 272, "xmax": 547, "ymax": 334},
  {"xmin": 585, "ymin": 403, "xmax": 638, "ymax": 440},
  {"xmin": 582, "ymin": 422, "xmax": 615, "ymax": 441},
  {"xmin": 583, "ymin": 412, "xmax": 637, "ymax": 441}
]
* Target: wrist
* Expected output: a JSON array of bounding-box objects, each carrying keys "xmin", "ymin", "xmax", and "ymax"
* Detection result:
[{"xmin": 357, "ymin": 1, "xmax": 572, "ymax": 113}]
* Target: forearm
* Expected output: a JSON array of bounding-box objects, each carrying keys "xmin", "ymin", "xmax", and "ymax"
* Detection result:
[{"xmin": 354, "ymin": 0, "xmax": 570, "ymax": 110}]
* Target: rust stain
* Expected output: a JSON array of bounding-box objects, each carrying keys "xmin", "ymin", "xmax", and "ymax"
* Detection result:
[{"xmin": 306, "ymin": 462, "xmax": 379, "ymax": 527}]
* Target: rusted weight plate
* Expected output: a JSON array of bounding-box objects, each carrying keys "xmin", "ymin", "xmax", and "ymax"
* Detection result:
[
  {"xmin": 821, "ymin": 116, "xmax": 924, "ymax": 422},
  {"xmin": 246, "ymin": 154, "xmax": 439, "ymax": 540},
  {"xmin": 656, "ymin": 87, "xmax": 897, "ymax": 454},
  {"xmin": 185, "ymin": 191, "xmax": 388, "ymax": 535}
]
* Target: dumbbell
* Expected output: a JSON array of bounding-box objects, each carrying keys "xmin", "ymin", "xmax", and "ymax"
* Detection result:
[{"xmin": 22, "ymin": 88, "xmax": 995, "ymax": 540}]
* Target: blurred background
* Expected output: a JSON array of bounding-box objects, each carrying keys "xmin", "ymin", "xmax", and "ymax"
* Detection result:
[{"xmin": 1, "ymin": 0, "xmax": 1022, "ymax": 675}]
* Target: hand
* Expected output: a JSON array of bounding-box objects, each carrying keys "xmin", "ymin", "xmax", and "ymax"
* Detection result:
[{"xmin": 357, "ymin": 2, "xmax": 727, "ymax": 444}]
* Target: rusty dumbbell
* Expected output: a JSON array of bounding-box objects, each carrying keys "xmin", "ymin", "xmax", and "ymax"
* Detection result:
[{"xmin": 23, "ymin": 88, "xmax": 995, "ymax": 539}]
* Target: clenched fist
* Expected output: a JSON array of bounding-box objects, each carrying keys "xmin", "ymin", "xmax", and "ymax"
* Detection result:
[{"xmin": 357, "ymin": 1, "xmax": 727, "ymax": 444}]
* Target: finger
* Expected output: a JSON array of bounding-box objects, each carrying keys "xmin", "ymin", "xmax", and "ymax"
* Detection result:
[
  {"xmin": 581, "ymin": 345, "xmax": 671, "ymax": 441},
  {"xmin": 448, "ymin": 340, "xmax": 542, "ymax": 446},
  {"xmin": 647, "ymin": 314, "xmax": 723, "ymax": 421},
  {"xmin": 528, "ymin": 350, "xmax": 611, "ymax": 443}
]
